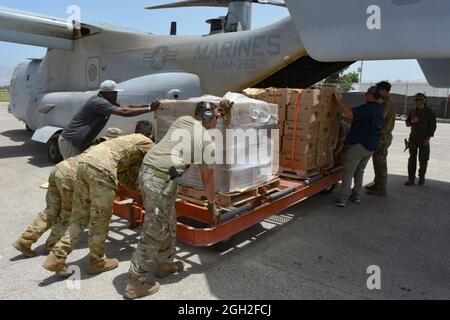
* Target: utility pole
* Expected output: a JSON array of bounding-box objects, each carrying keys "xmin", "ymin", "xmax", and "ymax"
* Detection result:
[{"xmin": 358, "ymin": 61, "xmax": 364, "ymax": 91}]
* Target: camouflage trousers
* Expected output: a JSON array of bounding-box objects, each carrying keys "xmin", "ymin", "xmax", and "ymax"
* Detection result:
[
  {"xmin": 408, "ymin": 139, "xmax": 430, "ymax": 180},
  {"xmin": 49, "ymin": 163, "xmax": 117, "ymax": 265},
  {"xmin": 19, "ymin": 168, "xmax": 73, "ymax": 250},
  {"xmin": 372, "ymin": 136, "xmax": 393, "ymax": 192},
  {"xmin": 130, "ymin": 166, "xmax": 179, "ymax": 279}
]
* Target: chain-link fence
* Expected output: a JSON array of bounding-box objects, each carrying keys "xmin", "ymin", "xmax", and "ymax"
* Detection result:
[{"xmin": 356, "ymin": 82, "xmax": 450, "ymax": 119}]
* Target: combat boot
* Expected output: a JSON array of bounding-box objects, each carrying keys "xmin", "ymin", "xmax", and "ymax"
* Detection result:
[
  {"xmin": 366, "ymin": 189, "xmax": 387, "ymax": 197},
  {"xmin": 124, "ymin": 272, "xmax": 160, "ymax": 300},
  {"xmin": 12, "ymin": 239, "xmax": 38, "ymax": 258},
  {"xmin": 156, "ymin": 261, "xmax": 184, "ymax": 278},
  {"xmin": 365, "ymin": 183, "xmax": 378, "ymax": 191},
  {"xmin": 419, "ymin": 177, "xmax": 426, "ymax": 186},
  {"xmin": 86, "ymin": 258, "xmax": 119, "ymax": 275},
  {"xmin": 42, "ymin": 259, "xmax": 73, "ymax": 278}
]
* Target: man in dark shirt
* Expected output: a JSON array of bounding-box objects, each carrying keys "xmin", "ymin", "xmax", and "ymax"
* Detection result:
[
  {"xmin": 59, "ymin": 80, "xmax": 159, "ymax": 159},
  {"xmin": 333, "ymin": 87, "xmax": 384, "ymax": 207},
  {"xmin": 405, "ymin": 93, "xmax": 437, "ymax": 186}
]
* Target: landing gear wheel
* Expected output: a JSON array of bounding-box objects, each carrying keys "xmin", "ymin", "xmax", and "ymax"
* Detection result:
[
  {"xmin": 47, "ymin": 136, "xmax": 63, "ymax": 164},
  {"xmin": 320, "ymin": 183, "xmax": 337, "ymax": 195}
]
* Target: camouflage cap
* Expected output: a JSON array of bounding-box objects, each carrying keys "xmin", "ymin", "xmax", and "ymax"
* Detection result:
[
  {"xmin": 414, "ymin": 93, "xmax": 427, "ymax": 101},
  {"xmin": 103, "ymin": 128, "xmax": 125, "ymax": 140}
]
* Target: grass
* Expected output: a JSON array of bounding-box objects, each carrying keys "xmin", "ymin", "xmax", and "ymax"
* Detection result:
[{"xmin": 0, "ymin": 91, "xmax": 10, "ymax": 102}]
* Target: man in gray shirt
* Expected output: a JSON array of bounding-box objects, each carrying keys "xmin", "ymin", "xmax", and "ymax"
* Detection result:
[{"xmin": 59, "ymin": 80, "xmax": 158, "ymax": 159}]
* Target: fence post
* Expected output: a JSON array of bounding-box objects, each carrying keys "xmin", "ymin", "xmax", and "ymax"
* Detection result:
[
  {"xmin": 445, "ymin": 88, "xmax": 449, "ymax": 119},
  {"xmin": 403, "ymin": 82, "xmax": 409, "ymax": 116}
]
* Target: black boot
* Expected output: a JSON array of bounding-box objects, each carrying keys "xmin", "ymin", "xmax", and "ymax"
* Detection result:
[{"xmin": 419, "ymin": 176, "xmax": 426, "ymax": 186}]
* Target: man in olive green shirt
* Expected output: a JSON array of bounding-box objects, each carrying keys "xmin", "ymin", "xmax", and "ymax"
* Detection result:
[
  {"xmin": 124, "ymin": 102, "xmax": 219, "ymax": 300},
  {"xmin": 366, "ymin": 81, "xmax": 397, "ymax": 196},
  {"xmin": 405, "ymin": 93, "xmax": 437, "ymax": 186}
]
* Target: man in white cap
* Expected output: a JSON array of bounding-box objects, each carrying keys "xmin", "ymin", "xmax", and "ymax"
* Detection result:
[{"xmin": 58, "ymin": 80, "xmax": 159, "ymax": 160}]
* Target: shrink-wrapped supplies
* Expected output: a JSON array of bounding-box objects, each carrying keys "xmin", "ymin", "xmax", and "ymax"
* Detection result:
[{"xmin": 155, "ymin": 93, "xmax": 279, "ymax": 194}]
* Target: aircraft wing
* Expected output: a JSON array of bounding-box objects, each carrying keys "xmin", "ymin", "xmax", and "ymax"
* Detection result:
[
  {"xmin": 284, "ymin": 0, "xmax": 450, "ymax": 62},
  {"xmin": 0, "ymin": 7, "xmax": 101, "ymax": 50},
  {"xmin": 417, "ymin": 59, "xmax": 450, "ymax": 88}
]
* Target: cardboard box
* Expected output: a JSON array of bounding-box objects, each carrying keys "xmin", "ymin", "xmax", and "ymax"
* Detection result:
[
  {"xmin": 318, "ymin": 121, "xmax": 332, "ymax": 138},
  {"xmin": 281, "ymin": 153, "xmax": 316, "ymax": 171},
  {"xmin": 282, "ymin": 136, "xmax": 317, "ymax": 156},
  {"xmin": 278, "ymin": 105, "xmax": 287, "ymax": 122},
  {"xmin": 284, "ymin": 121, "xmax": 320, "ymax": 140},
  {"xmin": 287, "ymin": 104, "xmax": 321, "ymax": 123},
  {"xmin": 316, "ymin": 152, "xmax": 334, "ymax": 168},
  {"xmin": 273, "ymin": 123, "xmax": 284, "ymax": 138},
  {"xmin": 243, "ymin": 88, "xmax": 300, "ymax": 108},
  {"xmin": 317, "ymin": 139, "xmax": 332, "ymax": 156}
]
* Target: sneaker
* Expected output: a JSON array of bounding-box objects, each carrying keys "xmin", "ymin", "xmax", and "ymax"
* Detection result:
[
  {"xmin": 349, "ymin": 195, "xmax": 362, "ymax": 204},
  {"xmin": 86, "ymin": 258, "xmax": 119, "ymax": 275},
  {"xmin": 334, "ymin": 200, "xmax": 347, "ymax": 207}
]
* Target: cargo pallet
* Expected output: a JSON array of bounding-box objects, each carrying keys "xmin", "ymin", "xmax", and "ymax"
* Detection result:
[
  {"xmin": 279, "ymin": 161, "xmax": 334, "ymax": 180},
  {"xmin": 177, "ymin": 178, "xmax": 281, "ymax": 208},
  {"xmin": 113, "ymin": 166, "xmax": 343, "ymax": 247}
]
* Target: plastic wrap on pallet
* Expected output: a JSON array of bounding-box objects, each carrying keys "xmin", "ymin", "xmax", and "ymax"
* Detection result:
[{"xmin": 155, "ymin": 93, "xmax": 279, "ymax": 194}]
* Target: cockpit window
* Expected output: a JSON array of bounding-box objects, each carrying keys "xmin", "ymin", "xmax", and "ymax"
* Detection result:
[{"xmin": 10, "ymin": 66, "xmax": 20, "ymax": 89}]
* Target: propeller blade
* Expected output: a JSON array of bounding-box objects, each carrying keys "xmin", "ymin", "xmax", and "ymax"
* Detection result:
[{"xmin": 146, "ymin": 0, "xmax": 286, "ymax": 10}]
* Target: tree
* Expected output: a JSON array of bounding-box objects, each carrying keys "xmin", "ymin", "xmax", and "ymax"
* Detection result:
[{"xmin": 323, "ymin": 67, "xmax": 360, "ymax": 92}]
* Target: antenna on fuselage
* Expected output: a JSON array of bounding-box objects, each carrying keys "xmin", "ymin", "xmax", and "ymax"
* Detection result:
[{"xmin": 146, "ymin": 0, "xmax": 286, "ymax": 34}]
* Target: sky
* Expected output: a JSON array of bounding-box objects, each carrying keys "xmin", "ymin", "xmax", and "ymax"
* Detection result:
[{"xmin": 0, "ymin": 0, "xmax": 427, "ymax": 84}]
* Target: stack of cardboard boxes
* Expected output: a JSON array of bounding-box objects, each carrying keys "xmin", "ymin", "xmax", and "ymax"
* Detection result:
[{"xmin": 243, "ymin": 88, "xmax": 340, "ymax": 178}]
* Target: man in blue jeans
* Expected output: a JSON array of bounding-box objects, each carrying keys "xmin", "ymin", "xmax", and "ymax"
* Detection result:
[{"xmin": 333, "ymin": 87, "xmax": 384, "ymax": 207}]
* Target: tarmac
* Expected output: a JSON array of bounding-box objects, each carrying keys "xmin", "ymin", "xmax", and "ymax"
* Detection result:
[{"xmin": 0, "ymin": 102, "xmax": 449, "ymax": 300}]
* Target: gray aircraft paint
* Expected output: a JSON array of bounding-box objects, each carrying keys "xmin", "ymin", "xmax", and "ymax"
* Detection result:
[
  {"xmin": 1, "ymin": 6, "xmax": 304, "ymax": 143},
  {"xmin": 284, "ymin": 0, "xmax": 450, "ymax": 88}
]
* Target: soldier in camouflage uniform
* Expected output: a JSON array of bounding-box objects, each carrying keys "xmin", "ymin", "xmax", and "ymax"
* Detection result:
[
  {"xmin": 366, "ymin": 81, "xmax": 397, "ymax": 196},
  {"xmin": 405, "ymin": 93, "xmax": 437, "ymax": 186},
  {"xmin": 12, "ymin": 128, "xmax": 125, "ymax": 258},
  {"xmin": 43, "ymin": 122, "xmax": 154, "ymax": 277},
  {"xmin": 124, "ymin": 102, "xmax": 220, "ymax": 300}
]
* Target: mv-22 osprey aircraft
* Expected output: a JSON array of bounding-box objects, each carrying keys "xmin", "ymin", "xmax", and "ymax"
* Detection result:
[{"xmin": 2, "ymin": 0, "xmax": 450, "ymax": 162}]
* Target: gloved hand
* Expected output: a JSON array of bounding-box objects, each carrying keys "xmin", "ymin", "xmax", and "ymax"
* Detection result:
[
  {"xmin": 149, "ymin": 100, "xmax": 161, "ymax": 111},
  {"xmin": 207, "ymin": 202, "xmax": 220, "ymax": 224}
]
